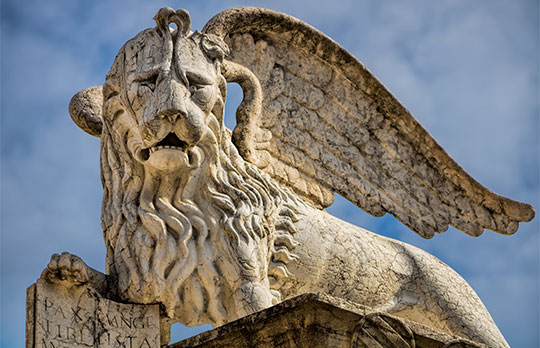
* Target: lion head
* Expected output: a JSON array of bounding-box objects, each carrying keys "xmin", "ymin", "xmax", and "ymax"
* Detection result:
[
  {"xmin": 69, "ymin": 8, "xmax": 300, "ymax": 326},
  {"xmin": 103, "ymin": 9, "xmax": 229, "ymax": 173}
]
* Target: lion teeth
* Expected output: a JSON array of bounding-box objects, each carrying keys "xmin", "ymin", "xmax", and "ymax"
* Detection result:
[{"xmin": 150, "ymin": 145, "xmax": 184, "ymax": 153}]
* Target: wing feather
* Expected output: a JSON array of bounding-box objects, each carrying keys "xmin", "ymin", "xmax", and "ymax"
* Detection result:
[{"xmin": 204, "ymin": 7, "xmax": 535, "ymax": 238}]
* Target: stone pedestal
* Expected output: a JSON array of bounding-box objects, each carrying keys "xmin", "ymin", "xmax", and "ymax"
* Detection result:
[
  {"xmin": 27, "ymin": 284, "xmax": 486, "ymax": 348},
  {"xmin": 167, "ymin": 294, "xmax": 484, "ymax": 348},
  {"xmin": 26, "ymin": 279, "xmax": 161, "ymax": 348}
]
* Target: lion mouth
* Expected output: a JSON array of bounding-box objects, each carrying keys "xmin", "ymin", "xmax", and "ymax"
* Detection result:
[
  {"xmin": 136, "ymin": 132, "xmax": 201, "ymax": 169},
  {"xmin": 150, "ymin": 133, "xmax": 189, "ymax": 153}
]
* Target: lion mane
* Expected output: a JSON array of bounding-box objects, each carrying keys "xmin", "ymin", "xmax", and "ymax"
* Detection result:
[{"xmin": 99, "ymin": 17, "xmax": 299, "ymax": 326}]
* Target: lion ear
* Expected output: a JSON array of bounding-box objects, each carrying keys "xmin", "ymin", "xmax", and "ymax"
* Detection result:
[{"xmin": 69, "ymin": 86, "xmax": 104, "ymax": 138}]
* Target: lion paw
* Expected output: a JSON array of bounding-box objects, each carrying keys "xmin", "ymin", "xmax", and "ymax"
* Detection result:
[{"xmin": 40, "ymin": 252, "xmax": 89, "ymax": 286}]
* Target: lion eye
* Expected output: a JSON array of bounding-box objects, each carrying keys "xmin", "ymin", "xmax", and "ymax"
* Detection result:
[
  {"xmin": 139, "ymin": 73, "xmax": 159, "ymax": 92},
  {"xmin": 189, "ymin": 84, "xmax": 204, "ymax": 94},
  {"xmin": 186, "ymin": 71, "xmax": 212, "ymax": 96}
]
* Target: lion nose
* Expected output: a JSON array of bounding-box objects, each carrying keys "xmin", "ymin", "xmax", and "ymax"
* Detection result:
[
  {"xmin": 157, "ymin": 77, "xmax": 189, "ymax": 122},
  {"xmin": 159, "ymin": 108, "xmax": 186, "ymax": 123}
]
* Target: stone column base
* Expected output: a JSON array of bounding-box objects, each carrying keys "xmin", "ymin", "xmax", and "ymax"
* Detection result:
[{"xmin": 168, "ymin": 293, "xmax": 484, "ymax": 348}]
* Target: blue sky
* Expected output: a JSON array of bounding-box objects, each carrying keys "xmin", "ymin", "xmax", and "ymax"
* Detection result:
[{"xmin": 1, "ymin": 0, "xmax": 538, "ymax": 346}]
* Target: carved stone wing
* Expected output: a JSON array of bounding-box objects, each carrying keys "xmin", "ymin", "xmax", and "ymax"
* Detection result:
[{"xmin": 203, "ymin": 7, "xmax": 535, "ymax": 238}]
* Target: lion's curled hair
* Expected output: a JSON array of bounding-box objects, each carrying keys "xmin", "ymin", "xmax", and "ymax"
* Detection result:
[{"xmin": 99, "ymin": 25, "xmax": 299, "ymax": 326}]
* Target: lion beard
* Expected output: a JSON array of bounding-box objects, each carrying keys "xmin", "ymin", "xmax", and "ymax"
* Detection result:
[{"xmin": 100, "ymin": 117, "xmax": 298, "ymax": 326}]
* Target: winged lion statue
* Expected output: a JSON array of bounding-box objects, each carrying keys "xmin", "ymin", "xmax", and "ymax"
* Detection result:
[{"xmin": 42, "ymin": 7, "xmax": 535, "ymax": 347}]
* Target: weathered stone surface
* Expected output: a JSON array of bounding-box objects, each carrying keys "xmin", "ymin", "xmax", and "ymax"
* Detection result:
[
  {"xmin": 31, "ymin": 6, "xmax": 535, "ymax": 348},
  {"xmin": 167, "ymin": 294, "xmax": 484, "ymax": 348},
  {"xmin": 26, "ymin": 279, "xmax": 159, "ymax": 348}
]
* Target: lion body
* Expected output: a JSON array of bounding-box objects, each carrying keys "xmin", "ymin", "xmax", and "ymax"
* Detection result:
[
  {"xmin": 95, "ymin": 15, "xmax": 509, "ymax": 347},
  {"xmin": 287, "ymin": 205, "xmax": 505, "ymax": 345}
]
